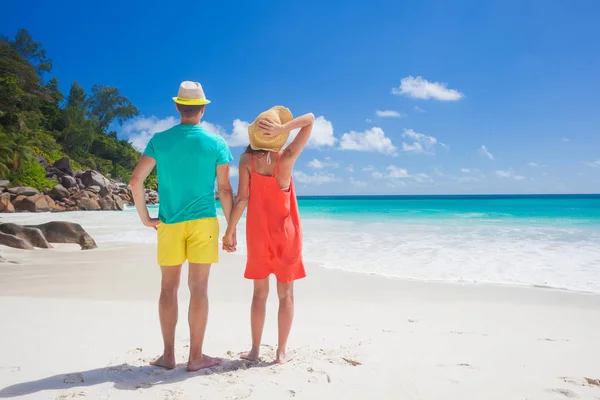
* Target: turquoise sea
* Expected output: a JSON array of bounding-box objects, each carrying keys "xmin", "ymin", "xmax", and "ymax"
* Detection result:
[
  {"xmin": 293, "ymin": 194, "xmax": 600, "ymax": 226},
  {"xmin": 131, "ymin": 194, "xmax": 600, "ymax": 293},
  {"xmin": 7, "ymin": 194, "xmax": 594, "ymax": 293}
]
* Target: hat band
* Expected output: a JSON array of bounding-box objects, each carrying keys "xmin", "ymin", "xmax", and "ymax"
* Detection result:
[{"xmin": 173, "ymin": 97, "xmax": 211, "ymax": 105}]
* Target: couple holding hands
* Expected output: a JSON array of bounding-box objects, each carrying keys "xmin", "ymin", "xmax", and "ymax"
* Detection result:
[{"xmin": 131, "ymin": 81, "xmax": 314, "ymax": 371}]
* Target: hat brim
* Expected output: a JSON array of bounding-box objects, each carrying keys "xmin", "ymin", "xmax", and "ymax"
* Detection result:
[{"xmin": 173, "ymin": 97, "xmax": 211, "ymax": 105}]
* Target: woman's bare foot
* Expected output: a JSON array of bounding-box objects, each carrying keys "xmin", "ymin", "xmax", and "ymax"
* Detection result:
[
  {"xmin": 150, "ymin": 355, "xmax": 176, "ymax": 370},
  {"xmin": 187, "ymin": 354, "xmax": 221, "ymax": 372},
  {"xmin": 275, "ymin": 349, "xmax": 293, "ymax": 364},
  {"xmin": 240, "ymin": 348, "xmax": 260, "ymax": 361}
]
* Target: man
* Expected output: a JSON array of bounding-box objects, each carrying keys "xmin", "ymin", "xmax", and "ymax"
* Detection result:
[{"xmin": 130, "ymin": 81, "xmax": 234, "ymax": 371}]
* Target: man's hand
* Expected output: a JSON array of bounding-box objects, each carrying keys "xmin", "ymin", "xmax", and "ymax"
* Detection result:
[
  {"xmin": 144, "ymin": 218, "xmax": 161, "ymax": 230},
  {"xmin": 222, "ymin": 230, "xmax": 236, "ymax": 252},
  {"xmin": 258, "ymin": 117, "xmax": 287, "ymax": 137}
]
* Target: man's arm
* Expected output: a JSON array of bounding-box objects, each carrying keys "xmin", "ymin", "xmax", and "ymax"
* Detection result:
[
  {"xmin": 130, "ymin": 155, "xmax": 159, "ymax": 228},
  {"xmin": 223, "ymin": 154, "xmax": 250, "ymax": 251},
  {"xmin": 216, "ymin": 163, "xmax": 234, "ymax": 223}
]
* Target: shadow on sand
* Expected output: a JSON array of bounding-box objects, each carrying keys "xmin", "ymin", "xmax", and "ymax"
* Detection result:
[{"xmin": 0, "ymin": 358, "xmax": 274, "ymax": 397}]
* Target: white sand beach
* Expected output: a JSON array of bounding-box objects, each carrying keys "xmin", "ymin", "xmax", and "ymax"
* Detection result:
[{"xmin": 1, "ymin": 237, "xmax": 600, "ymax": 400}]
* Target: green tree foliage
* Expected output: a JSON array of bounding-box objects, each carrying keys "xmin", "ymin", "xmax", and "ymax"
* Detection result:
[
  {"xmin": 0, "ymin": 28, "xmax": 147, "ymax": 185},
  {"xmin": 12, "ymin": 28, "xmax": 52, "ymax": 77},
  {"xmin": 88, "ymin": 84, "xmax": 139, "ymax": 131},
  {"xmin": 9, "ymin": 158, "xmax": 55, "ymax": 190}
]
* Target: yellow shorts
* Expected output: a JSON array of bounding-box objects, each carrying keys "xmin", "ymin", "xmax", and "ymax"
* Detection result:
[{"xmin": 157, "ymin": 217, "xmax": 219, "ymax": 266}]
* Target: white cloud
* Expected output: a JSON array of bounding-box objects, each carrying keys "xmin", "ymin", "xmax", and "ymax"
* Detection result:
[
  {"xmin": 201, "ymin": 119, "xmax": 250, "ymax": 147},
  {"xmin": 413, "ymin": 105, "xmax": 426, "ymax": 113},
  {"xmin": 349, "ymin": 177, "xmax": 368, "ymax": 188},
  {"xmin": 339, "ymin": 127, "xmax": 397, "ymax": 155},
  {"xmin": 293, "ymin": 170, "xmax": 339, "ymax": 185},
  {"xmin": 461, "ymin": 168, "xmax": 471, "ymax": 173},
  {"xmin": 496, "ymin": 170, "xmax": 525, "ymax": 180},
  {"xmin": 308, "ymin": 157, "xmax": 339, "ymax": 169},
  {"xmin": 346, "ymin": 165, "xmax": 355, "ymax": 173},
  {"xmin": 401, "ymin": 129, "xmax": 445, "ymax": 155},
  {"xmin": 287, "ymin": 116, "xmax": 335, "ymax": 148},
  {"xmin": 392, "ymin": 76, "xmax": 464, "ymax": 101},
  {"xmin": 562, "ymin": 137, "xmax": 571, "ymax": 142},
  {"xmin": 528, "ymin": 162, "xmax": 538, "ymax": 167},
  {"xmin": 414, "ymin": 172, "xmax": 433, "ymax": 183},
  {"xmin": 230, "ymin": 166, "xmax": 239, "ymax": 177},
  {"xmin": 376, "ymin": 110, "xmax": 405, "ymax": 118},
  {"xmin": 585, "ymin": 160, "xmax": 600, "ymax": 167},
  {"xmin": 478, "ymin": 145, "xmax": 494, "ymax": 160},
  {"xmin": 362, "ymin": 165, "xmax": 376, "ymax": 172},
  {"xmin": 308, "ymin": 159, "xmax": 324, "ymax": 169},
  {"xmin": 387, "ymin": 165, "xmax": 409, "ymax": 178},
  {"xmin": 365, "ymin": 118, "xmax": 373, "ymax": 123},
  {"xmin": 371, "ymin": 165, "xmax": 431, "ymax": 184},
  {"xmin": 124, "ymin": 116, "xmax": 252, "ymax": 151},
  {"xmin": 123, "ymin": 116, "xmax": 178, "ymax": 151}
]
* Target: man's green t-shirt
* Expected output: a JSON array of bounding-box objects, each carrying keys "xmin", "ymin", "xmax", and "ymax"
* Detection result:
[{"xmin": 143, "ymin": 124, "xmax": 233, "ymax": 224}]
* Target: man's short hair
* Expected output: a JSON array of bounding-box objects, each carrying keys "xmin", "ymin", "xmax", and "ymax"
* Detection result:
[{"xmin": 177, "ymin": 104, "xmax": 205, "ymax": 117}]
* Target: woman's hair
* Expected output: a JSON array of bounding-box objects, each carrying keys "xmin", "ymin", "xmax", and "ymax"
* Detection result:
[{"xmin": 244, "ymin": 145, "xmax": 268, "ymax": 155}]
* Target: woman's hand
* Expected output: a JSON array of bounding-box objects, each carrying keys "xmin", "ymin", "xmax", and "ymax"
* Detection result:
[
  {"xmin": 222, "ymin": 230, "xmax": 237, "ymax": 252},
  {"xmin": 144, "ymin": 218, "xmax": 161, "ymax": 230},
  {"xmin": 258, "ymin": 117, "xmax": 287, "ymax": 137}
]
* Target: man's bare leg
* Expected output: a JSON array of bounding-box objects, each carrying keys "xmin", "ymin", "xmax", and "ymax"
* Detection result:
[
  {"xmin": 151, "ymin": 265, "xmax": 182, "ymax": 369},
  {"xmin": 240, "ymin": 278, "xmax": 269, "ymax": 361},
  {"xmin": 275, "ymin": 281, "xmax": 294, "ymax": 364},
  {"xmin": 186, "ymin": 263, "xmax": 220, "ymax": 371}
]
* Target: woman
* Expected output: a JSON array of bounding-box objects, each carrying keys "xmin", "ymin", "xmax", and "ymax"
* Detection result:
[{"xmin": 222, "ymin": 106, "xmax": 314, "ymax": 364}]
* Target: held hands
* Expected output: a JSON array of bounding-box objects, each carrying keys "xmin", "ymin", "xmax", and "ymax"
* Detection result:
[
  {"xmin": 258, "ymin": 117, "xmax": 287, "ymax": 137},
  {"xmin": 222, "ymin": 230, "xmax": 237, "ymax": 253},
  {"xmin": 144, "ymin": 218, "xmax": 161, "ymax": 230}
]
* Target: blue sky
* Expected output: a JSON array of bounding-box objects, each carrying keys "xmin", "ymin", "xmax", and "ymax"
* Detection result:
[{"xmin": 3, "ymin": 0, "xmax": 600, "ymax": 194}]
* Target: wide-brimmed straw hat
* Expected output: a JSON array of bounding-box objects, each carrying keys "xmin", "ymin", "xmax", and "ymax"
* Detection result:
[
  {"xmin": 248, "ymin": 106, "xmax": 293, "ymax": 152},
  {"xmin": 172, "ymin": 81, "xmax": 211, "ymax": 106}
]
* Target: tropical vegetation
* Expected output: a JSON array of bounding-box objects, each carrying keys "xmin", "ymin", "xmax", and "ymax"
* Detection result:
[{"xmin": 0, "ymin": 28, "xmax": 156, "ymax": 190}]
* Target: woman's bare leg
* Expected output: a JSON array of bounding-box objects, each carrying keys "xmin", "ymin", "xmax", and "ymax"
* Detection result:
[
  {"xmin": 241, "ymin": 278, "xmax": 269, "ymax": 361},
  {"xmin": 275, "ymin": 280, "xmax": 294, "ymax": 364}
]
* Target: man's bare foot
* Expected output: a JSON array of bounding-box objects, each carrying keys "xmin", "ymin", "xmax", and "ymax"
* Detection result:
[
  {"xmin": 275, "ymin": 349, "xmax": 293, "ymax": 364},
  {"xmin": 187, "ymin": 354, "xmax": 221, "ymax": 372},
  {"xmin": 240, "ymin": 349, "xmax": 260, "ymax": 361},
  {"xmin": 150, "ymin": 355, "xmax": 176, "ymax": 370}
]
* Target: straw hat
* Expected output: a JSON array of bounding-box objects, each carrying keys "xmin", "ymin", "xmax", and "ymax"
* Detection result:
[
  {"xmin": 172, "ymin": 81, "xmax": 211, "ymax": 105},
  {"xmin": 248, "ymin": 106, "xmax": 294, "ymax": 152}
]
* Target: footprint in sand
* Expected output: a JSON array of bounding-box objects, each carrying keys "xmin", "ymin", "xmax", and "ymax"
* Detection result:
[
  {"xmin": 127, "ymin": 347, "xmax": 143, "ymax": 354},
  {"xmin": 135, "ymin": 382, "xmax": 153, "ymax": 389},
  {"xmin": 105, "ymin": 364, "xmax": 134, "ymax": 373},
  {"xmin": 548, "ymin": 388, "xmax": 579, "ymax": 398},
  {"xmin": 63, "ymin": 373, "xmax": 84, "ymax": 384},
  {"xmin": 55, "ymin": 391, "xmax": 86, "ymax": 400},
  {"xmin": 163, "ymin": 388, "xmax": 183, "ymax": 400},
  {"xmin": 341, "ymin": 357, "xmax": 362, "ymax": 367},
  {"xmin": 436, "ymin": 363, "xmax": 476, "ymax": 370},
  {"xmin": 307, "ymin": 367, "xmax": 331, "ymax": 383},
  {"xmin": 561, "ymin": 377, "xmax": 600, "ymax": 388}
]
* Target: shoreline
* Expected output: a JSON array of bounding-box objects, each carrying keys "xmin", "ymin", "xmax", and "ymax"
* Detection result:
[
  {"xmin": 1, "ymin": 243, "xmax": 599, "ymax": 301},
  {"xmin": 1, "ymin": 241, "xmax": 600, "ymax": 297}
]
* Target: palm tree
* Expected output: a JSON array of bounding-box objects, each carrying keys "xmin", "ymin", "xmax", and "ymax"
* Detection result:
[
  {"xmin": 1, "ymin": 129, "xmax": 37, "ymax": 172},
  {"xmin": 0, "ymin": 132, "xmax": 13, "ymax": 177}
]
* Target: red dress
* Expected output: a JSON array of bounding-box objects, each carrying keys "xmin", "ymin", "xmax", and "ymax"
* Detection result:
[{"xmin": 245, "ymin": 153, "xmax": 306, "ymax": 282}]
